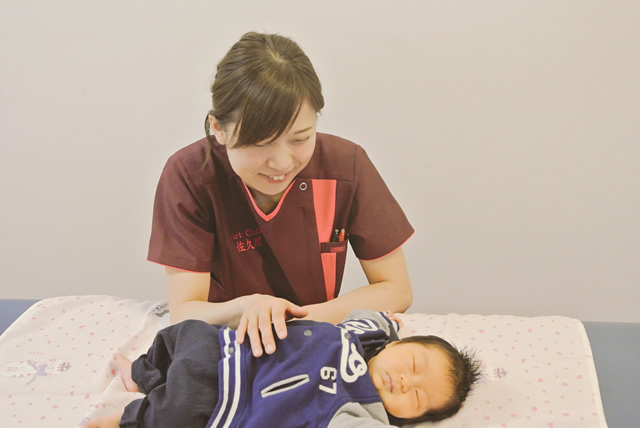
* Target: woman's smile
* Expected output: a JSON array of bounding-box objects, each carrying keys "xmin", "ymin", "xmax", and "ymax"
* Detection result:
[
  {"xmin": 261, "ymin": 170, "xmax": 292, "ymax": 184},
  {"xmin": 265, "ymin": 173, "xmax": 287, "ymax": 182}
]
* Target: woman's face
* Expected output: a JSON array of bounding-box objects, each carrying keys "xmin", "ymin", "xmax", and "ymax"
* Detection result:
[{"xmin": 212, "ymin": 100, "xmax": 317, "ymax": 201}]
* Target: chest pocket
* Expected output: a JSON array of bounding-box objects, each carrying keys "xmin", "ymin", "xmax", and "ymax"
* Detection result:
[
  {"xmin": 320, "ymin": 240, "xmax": 348, "ymax": 300},
  {"xmin": 312, "ymin": 179, "xmax": 348, "ymax": 300}
]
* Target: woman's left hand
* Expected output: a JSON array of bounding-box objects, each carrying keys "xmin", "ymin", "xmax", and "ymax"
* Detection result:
[{"xmin": 385, "ymin": 310, "xmax": 404, "ymax": 329}]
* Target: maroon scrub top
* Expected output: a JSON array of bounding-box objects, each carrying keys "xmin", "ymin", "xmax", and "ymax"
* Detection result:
[{"xmin": 148, "ymin": 133, "xmax": 413, "ymax": 306}]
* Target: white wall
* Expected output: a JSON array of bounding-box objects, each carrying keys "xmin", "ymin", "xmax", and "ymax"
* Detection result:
[{"xmin": 1, "ymin": 1, "xmax": 638, "ymax": 322}]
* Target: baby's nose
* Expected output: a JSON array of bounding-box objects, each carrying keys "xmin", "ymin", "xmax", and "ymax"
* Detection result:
[{"xmin": 400, "ymin": 375, "xmax": 410, "ymax": 393}]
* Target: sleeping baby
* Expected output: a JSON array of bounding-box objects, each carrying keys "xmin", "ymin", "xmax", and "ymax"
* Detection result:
[{"xmin": 85, "ymin": 310, "xmax": 481, "ymax": 427}]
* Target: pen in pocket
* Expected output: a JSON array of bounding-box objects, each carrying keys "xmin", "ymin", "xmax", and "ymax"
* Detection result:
[{"xmin": 330, "ymin": 228, "xmax": 347, "ymax": 243}]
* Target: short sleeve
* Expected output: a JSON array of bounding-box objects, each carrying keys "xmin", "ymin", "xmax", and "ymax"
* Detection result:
[
  {"xmin": 147, "ymin": 154, "xmax": 215, "ymax": 272},
  {"xmin": 348, "ymin": 147, "xmax": 414, "ymax": 260}
]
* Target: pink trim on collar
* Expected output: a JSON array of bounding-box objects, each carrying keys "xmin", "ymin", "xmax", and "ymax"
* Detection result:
[{"xmin": 242, "ymin": 180, "xmax": 295, "ymax": 222}]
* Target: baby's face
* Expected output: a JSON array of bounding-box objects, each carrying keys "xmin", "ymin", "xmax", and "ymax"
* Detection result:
[{"xmin": 367, "ymin": 342, "xmax": 454, "ymax": 419}]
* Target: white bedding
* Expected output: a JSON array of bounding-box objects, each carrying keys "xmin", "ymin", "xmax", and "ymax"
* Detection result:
[
  {"xmin": 397, "ymin": 313, "xmax": 607, "ymax": 427},
  {"xmin": 0, "ymin": 296, "xmax": 607, "ymax": 427}
]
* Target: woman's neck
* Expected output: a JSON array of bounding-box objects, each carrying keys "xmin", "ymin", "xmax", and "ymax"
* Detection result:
[{"xmin": 249, "ymin": 188, "xmax": 284, "ymax": 215}]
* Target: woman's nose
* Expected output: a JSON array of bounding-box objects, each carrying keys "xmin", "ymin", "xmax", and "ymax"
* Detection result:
[{"xmin": 266, "ymin": 141, "xmax": 292, "ymax": 171}]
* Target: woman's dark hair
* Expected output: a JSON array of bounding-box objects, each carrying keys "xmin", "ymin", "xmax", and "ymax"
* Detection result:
[
  {"xmin": 388, "ymin": 335, "xmax": 482, "ymax": 425},
  {"xmin": 204, "ymin": 31, "xmax": 324, "ymax": 153}
]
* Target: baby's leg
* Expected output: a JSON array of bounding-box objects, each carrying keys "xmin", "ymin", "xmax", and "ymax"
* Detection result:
[
  {"xmin": 119, "ymin": 320, "xmax": 222, "ymax": 427},
  {"xmin": 113, "ymin": 353, "xmax": 141, "ymax": 393},
  {"xmin": 83, "ymin": 412, "xmax": 121, "ymax": 428},
  {"xmin": 83, "ymin": 355, "xmax": 139, "ymax": 428}
]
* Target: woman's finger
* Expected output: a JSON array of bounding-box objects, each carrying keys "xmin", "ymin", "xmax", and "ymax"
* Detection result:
[
  {"xmin": 285, "ymin": 303, "xmax": 309, "ymax": 320},
  {"xmin": 271, "ymin": 303, "xmax": 288, "ymax": 340},
  {"xmin": 245, "ymin": 313, "xmax": 264, "ymax": 357},
  {"xmin": 258, "ymin": 307, "xmax": 276, "ymax": 354},
  {"xmin": 385, "ymin": 310, "xmax": 404, "ymax": 329},
  {"xmin": 235, "ymin": 315, "xmax": 248, "ymax": 344}
]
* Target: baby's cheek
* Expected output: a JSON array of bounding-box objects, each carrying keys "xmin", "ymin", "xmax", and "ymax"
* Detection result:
[
  {"xmin": 380, "ymin": 395, "xmax": 398, "ymax": 414},
  {"xmin": 386, "ymin": 397, "xmax": 416, "ymax": 420}
]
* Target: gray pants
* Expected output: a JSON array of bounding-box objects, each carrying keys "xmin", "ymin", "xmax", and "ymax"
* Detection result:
[{"xmin": 120, "ymin": 320, "xmax": 223, "ymax": 428}]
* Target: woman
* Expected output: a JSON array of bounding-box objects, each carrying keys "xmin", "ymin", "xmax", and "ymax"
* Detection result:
[{"xmin": 148, "ymin": 32, "xmax": 414, "ymax": 357}]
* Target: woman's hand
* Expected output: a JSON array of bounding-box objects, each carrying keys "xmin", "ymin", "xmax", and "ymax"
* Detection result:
[
  {"xmin": 235, "ymin": 294, "xmax": 309, "ymax": 357},
  {"xmin": 385, "ymin": 310, "xmax": 404, "ymax": 330},
  {"xmin": 165, "ymin": 268, "xmax": 309, "ymax": 357}
]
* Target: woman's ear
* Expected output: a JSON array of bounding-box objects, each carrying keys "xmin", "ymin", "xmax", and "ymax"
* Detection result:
[{"xmin": 209, "ymin": 115, "xmax": 228, "ymax": 146}]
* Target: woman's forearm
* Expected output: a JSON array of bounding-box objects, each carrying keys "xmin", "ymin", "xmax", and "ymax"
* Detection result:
[
  {"xmin": 166, "ymin": 267, "xmax": 246, "ymax": 327},
  {"xmin": 304, "ymin": 279, "xmax": 413, "ymax": 324},
  {"xmin": 166, "ymin": 246, "xmax": 413, "ymax": 329},
  {"xmin": 305, "ymin": 247, "xmax": 413, "ymax": 324},
  {"xmin": 169, "ymin": 298, "xmax": 244, "ymax": 327}
]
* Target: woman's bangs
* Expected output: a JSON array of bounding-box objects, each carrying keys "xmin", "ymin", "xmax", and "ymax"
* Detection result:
[{"xmin": 234, "ymin": 76, "xmax": 303, "ymax": 147}]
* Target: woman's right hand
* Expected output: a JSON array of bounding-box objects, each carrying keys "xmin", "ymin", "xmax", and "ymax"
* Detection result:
[
  {"xmin": 235, "ymin": 294, "xmax": 309, "ymax": 357},
  {"xmin": 166, "ymin": 268, "xmax": 308, "ymax": 357}
]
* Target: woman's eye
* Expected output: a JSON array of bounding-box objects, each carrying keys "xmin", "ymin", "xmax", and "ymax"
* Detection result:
[{"xmin": 291, "ymin": 136, "xmax": 310, "ymax": 144}]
